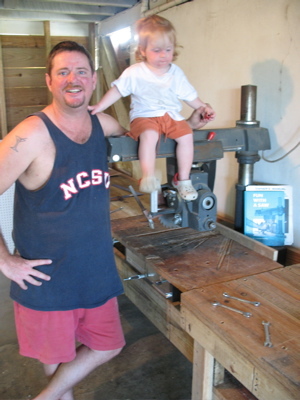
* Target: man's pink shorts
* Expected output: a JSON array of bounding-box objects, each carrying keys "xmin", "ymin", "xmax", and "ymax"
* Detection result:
[
  {"xmin": 128, "ymin": 114, "xmax": 192, "ymax": 141},
  {"xmin": 14, "ymin": 297, "xmax": 125, "ymax": 365}
]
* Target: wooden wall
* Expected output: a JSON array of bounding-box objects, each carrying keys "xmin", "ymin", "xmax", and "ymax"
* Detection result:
[{"xmin": 0, "ymin": 35, "xmax": 88, "ymax": 138}]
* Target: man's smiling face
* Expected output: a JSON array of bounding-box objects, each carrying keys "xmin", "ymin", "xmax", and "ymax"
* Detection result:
[{"xmin": 46, "ymin": 51, "xmax": 96, "ymax": 109}]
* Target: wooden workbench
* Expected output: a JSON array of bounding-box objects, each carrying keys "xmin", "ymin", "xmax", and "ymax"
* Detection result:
[
  {"xmin": 109, "ymin": 171, "xmax": 299, "ymax": 399},
  {"xmin": 181, "ymin": 265, "xmax": 300, "ymax": 400}
]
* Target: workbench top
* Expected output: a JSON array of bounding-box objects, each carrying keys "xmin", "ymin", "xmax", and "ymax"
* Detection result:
[
  {"xmin": 111, "ymin": 214, "xmax": 281, "ymax": 293},
  {"xmin": 181, "ymin": 265, "xmax": 300, "ymax": 399}
]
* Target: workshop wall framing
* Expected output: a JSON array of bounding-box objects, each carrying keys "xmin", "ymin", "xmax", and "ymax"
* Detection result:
[{"xmin": 0, "ymin": 35, "xmax": 89, "ymax": 138}]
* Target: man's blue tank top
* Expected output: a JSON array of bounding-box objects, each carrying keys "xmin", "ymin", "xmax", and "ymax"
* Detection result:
[{"xmin": 10, "ymin": 112, "xmax": 123, "ymax": 311}]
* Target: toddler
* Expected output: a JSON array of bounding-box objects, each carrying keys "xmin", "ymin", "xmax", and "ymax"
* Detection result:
[{"xmin": 89, "ymin": 15, "xmax": 215, "ymax": 200}]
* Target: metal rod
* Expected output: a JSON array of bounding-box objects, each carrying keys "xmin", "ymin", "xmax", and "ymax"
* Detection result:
[{"xmin": 236, "ymin": 85, "xmax": 260, "ymax": 127}]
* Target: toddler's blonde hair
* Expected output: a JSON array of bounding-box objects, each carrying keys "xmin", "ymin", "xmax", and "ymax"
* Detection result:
[{"xmin": 135, "ymin": 15, "xmax": 179, "ymax": 62}]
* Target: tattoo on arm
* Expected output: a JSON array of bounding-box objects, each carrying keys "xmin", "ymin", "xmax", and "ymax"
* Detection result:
[{"xmin": 10, "ymin": 136, "xmax": 27, "ymax": 152}]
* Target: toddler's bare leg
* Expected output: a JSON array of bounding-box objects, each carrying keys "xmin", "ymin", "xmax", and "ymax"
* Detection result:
[
  {"xmin": 138, "ymin": 130, "xmax": 161, "ymax": 193},
  {"xmin": 175, "ymin": 133, "xmax": 194, "ymax": 180},
  {"xmin": 138, "ymin": 130, "xmax": 159, "ymax": 178}
]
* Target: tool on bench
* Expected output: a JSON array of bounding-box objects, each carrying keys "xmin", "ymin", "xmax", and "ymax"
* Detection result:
[
  {"xmin": 110, "ymin": 183, "xmax": 143, "ymax": 200},
  {"xmin": 223, "ymin": 292, "xmax": 260, "ymax": 306},
  {"xmin": 110, "ymin": 194, "xmax": 141, "ymax": 201},
  {"xmin": 262, "ymin": 321, "xmax": 273, "ymax": 347},
  {"xmin": 110, "ymin": 182, "xmax": 144, "ymax": 202},
  {"xmin": 110, "ymin": 207, "xmax": 123, "ymax": 214},
  {"xmin": 111, "ymin": 183, "xmax": 143, "ymax": 195},
  {"xmin": 212, "ymin": 301, "xmax": 252, "ymax": 318},
  {"xmin": 128, "ymin": 185, "xmax": 155, "ymax": 229},
  {"xmin": 124, "ymin": 273, "xmax": 155, "ymax": 281}
]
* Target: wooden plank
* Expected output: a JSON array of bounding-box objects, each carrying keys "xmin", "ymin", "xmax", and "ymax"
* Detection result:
[
  {"xmin": 4, "ymin": 67, "xmax": 46, "ymax": 88},
  {"xmin": 216, "ymin": 223, "xmax": 278, "ymax": 261},
  {"xmin": 5, "ymin": 87, "xmax": 47, "ymax": 107},
  {"xmin": 44, "ymin": 21, "xmax": 52, "ymax": 105},
  {"xmin": 100, "ymin": 36, "xmax": 130, "ymax": 130},
  {"xmin": 227, "ymin": 266, "xmax": 300, "ymax": 319},
  {"xmin": 181, "ymin": 303, "xmax": 258, "ymax": 393},
  {"xmin": 182, "ymin": 305, "xmax": 298, "ymax": 400},
  {"xmin": 192, "ymin": 341, "xmax": 214, "ymax": 400},
  {"xmin": 114, "ymin": 248, "xmax": 194, "ymax": 362},
  {"xmin": 111, "ymin": 216, "xmax": 281, "ymax": 293},
  {"xmin": 89, "ymin": 22, "xmax": 101, "ymax": 106},
  {"xmin": 115, "ymin": 250, "xmax": 168, "ymax": 337},
  {"xmin": 181, "ymin": 267, "xmax": 300, "ymax": 400},
  {"xmin": 286, "ymin": 247, "xmax": 300, "ymax": 266},
  {"xmin": 2, "ymin": 47, "xmax": 46, "ymax": 68},
  {"xmin": 1, "ymin": 35, "xmax": 45, "ymax": 48},
  {"xmin": 1, "ymin": 35, "xmax": 88, "ymax": 50},
  {"xmin": 50, "ymin": 36, "xmax": 89, "ymax": 49},
  {"xmin": 0, "ymin": 37, "xmax": 8, "ymax": 138},
  {"xmin": 213, "ymin": 384, "xmax": 258, "ymax": 400},
  {"xmin": 167, "ymin": 302, "xmax": 194, "ymax": 362},
  {"xmin": 7, "ymin": 105, "xmax": 45, "ymax": 131}
]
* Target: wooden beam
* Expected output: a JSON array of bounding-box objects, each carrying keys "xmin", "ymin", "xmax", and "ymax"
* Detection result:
[
  {"xmin": 286, "ymin": 246, "xmax": 300, "ymax": 266},
  {"xmin": 89, "ymin": 22, "xmax": 101, "ymax": 105},
  {"xmin": 0, "ymin": 0, "xmax": 137, "ymax": 22},
  {"xmin": 0, "ymin": 10, "xmax": 107, "ymax": 23},
  {"xmin": 0, "ymin": 37, "xmax": 8, "ymax": 138},
  {"xmin": 44, "ymin": 21, "xmax": 52, "ymax": 105},
  {"xmin": 216, "ymin": 222, "xmax": 278, "ymax": 261},
  {"xmin": 4, "ymin": 1, "xmax": 118, "ymax": 16},
  {"xmin": 99, "ymin": 35, "xmax": 130, "ymax": 129},
  {"xmin": 30, "ymin": 0, "xmax": 136, "ymax": 7},
  {"xmin": 192, "ymin": 341, "xmax": 214, "ymax": 400}
]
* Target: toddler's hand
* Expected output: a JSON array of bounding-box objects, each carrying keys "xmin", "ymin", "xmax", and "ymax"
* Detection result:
[
  {"xmin": 87, "ymin": 103, "xmax": 103, "ymax": 115},
  {"xmin": 202, "ymin": 104, "xmax": 216, "ymax": 122}
]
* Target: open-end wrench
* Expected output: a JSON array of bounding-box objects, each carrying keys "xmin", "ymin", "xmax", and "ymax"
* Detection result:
[
  {"xmin": 223, "ymin": 292, "xmax": 260, "ymax": 306},
  {"xmin": 212, "ymin": 301, "xmax": 252, "ymax": 318},
  {"xmin": 262, "ymin": 321, "xmax": 273, "ymax": 347}
]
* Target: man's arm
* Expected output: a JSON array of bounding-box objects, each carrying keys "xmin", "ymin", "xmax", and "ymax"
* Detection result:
[
  {"xmin": 0, "ymin": 233, "xmax": 52, "ymax": 290},
  {"xmin": 97, "ymin": 112, "xmax": 127, "ymax": 137},
  {"xmin": 0, "ymin": 117, "xmax": 47, "ymax": 193},
  {"xmin": 0, "ymin": 117, "xmax": 52, "ymax": 288}
]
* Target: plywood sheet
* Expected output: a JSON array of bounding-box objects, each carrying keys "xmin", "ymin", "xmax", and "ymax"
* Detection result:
[{"xmin": 111, "ymin": 215, "xmax": 281, "ymax": 292}]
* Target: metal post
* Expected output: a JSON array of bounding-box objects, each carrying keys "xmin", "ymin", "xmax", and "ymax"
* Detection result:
[{"xmin": 235, "ymin": 85, "xmax": 260, "ymax": 232}]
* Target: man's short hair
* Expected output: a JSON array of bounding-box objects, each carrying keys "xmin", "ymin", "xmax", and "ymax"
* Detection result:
[{"xmin": 46, "ymin": 41, "xmax": 95, "ymax": 75}]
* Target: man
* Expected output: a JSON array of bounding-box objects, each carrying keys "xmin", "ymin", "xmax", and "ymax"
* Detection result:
[
  {"xmin": 0, "ymin": 41, "xmax": 127, "ymax": 400},
  {"xmin": 0, "ymin": 41, "xmax": 210, "ymax": 400}
]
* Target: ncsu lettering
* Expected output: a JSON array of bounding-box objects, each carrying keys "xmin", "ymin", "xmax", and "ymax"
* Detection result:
[{"xmin": 60, "ymin": 169, "xmax": 110, "ymax": 200}]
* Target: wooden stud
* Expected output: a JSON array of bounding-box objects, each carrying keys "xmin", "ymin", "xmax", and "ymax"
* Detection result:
[
  {"xmin": 44, "ymin": 21, "xmax": 52, "ymax": 105},
  {"xmin": 99, "ymin": 35, "xmax": 130, "ymax": 129},
  {"xmin": 0, "ymin": 37, "xmax": 8, "ymax": 137},
  {"xmin": 192, "ymin": 341, "xmax": 214, "ymax": 400}
]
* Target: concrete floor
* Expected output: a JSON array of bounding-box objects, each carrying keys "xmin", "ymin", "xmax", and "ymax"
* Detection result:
[{"xmin": 0, "ymin": 275, "xmax": 192, "ymax": 400}]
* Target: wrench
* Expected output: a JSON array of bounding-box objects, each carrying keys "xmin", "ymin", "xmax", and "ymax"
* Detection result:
[
  {"xmin": 262, "ymin": 321, "xmax": 273, "ymax": 347},
  {"xmin": 223, "ymin": 292, "xmax": 260, "ymax": 306},
  {"xmin": 212, "ymin": 301, "xmax": 252, "ymax": 318}
]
